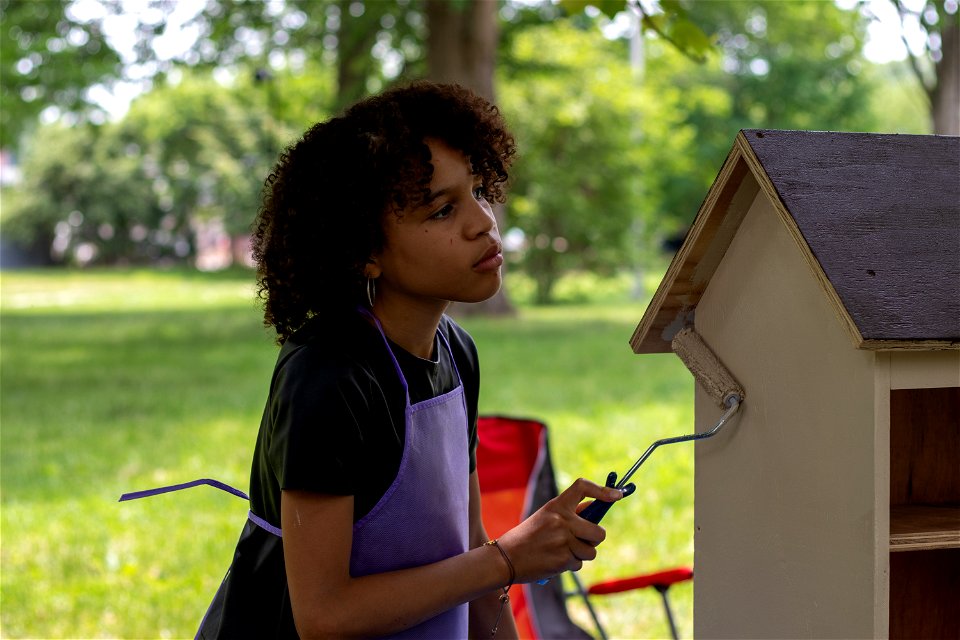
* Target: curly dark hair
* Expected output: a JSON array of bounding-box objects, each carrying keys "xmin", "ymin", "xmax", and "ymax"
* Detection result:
[{"xmin": 251, "ymin": 82, "xmax": 516, "ymax": 344}]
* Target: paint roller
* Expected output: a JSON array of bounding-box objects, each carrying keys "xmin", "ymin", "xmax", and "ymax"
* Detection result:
[{"xmin": 578, "ymin": 327, "xmax": 745, "ymax": 524}]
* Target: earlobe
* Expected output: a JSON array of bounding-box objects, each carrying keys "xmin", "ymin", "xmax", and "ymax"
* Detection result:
[{"xmin": 363, "ymin": 260, "xmax": 381, "ymax": 280}]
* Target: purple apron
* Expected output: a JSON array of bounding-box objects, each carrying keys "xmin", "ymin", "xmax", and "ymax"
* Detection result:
[
  {"xmin": 121, "ymin": 311, "xmax": 470, "ymax": 639},
  {"xmin": 351, "ymin": 310, "xmax": 470, "ymax": 638}
]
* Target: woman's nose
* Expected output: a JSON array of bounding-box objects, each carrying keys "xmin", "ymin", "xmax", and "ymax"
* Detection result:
[{"xmin": 466, "ymin": 197, "xmax": 497, "ymax": 237}]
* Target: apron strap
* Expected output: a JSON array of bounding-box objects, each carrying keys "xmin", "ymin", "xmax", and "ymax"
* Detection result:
[
  {"xmin": 119, "ymin": 478, "xmax": 282, "ymax": 537},
  {"xmin": 119, "ymin": 478, "xmax": 249, "ymax": 501},
  {"xmin": 247, "ymin": 510, "xmax": 283, "ymax": 537}
]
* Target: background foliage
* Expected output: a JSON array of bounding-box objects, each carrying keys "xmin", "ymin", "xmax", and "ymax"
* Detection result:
[
  {"xmin": 499, "ymin": 21, "xmax": 648, "ymax": 303},
  {"xmin": 0, "ymin": 0, "xmax": 940, "ymax": 299},
  {"xmin": 0, "ymin": 1, "xmax": 947, "ymax": 638}
]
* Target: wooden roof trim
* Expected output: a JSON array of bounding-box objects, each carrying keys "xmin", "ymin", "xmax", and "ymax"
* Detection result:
[
  {"xmin": 630, "ymin": 135, "xmax": 756, "ymax": 353},
  {"xmin": 735, "ymin": 131, "xmax": 866, "ymax": 351},
  {"xmin": 630, "ymin": 130, "xmax": 866, "ymax": 354},
  {"xmin": 860, "ymin": 339, "xmax": 960, "ymax": 351}
]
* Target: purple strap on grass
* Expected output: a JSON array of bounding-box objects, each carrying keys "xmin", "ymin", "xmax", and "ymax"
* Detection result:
[{"xmin": 119, "ymin": 478, "xmax": 249, "ymax": 502}]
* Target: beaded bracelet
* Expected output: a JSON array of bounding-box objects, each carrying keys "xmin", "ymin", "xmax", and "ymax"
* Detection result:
[{"xmin": 484, "ymin": 538, "xmax": 516, "ymax": 637}]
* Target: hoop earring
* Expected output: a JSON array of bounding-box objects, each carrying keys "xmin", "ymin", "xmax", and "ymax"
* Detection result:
[{"xmin": 366, "ymin": 277, "xmax": 376, "ymax": 307}]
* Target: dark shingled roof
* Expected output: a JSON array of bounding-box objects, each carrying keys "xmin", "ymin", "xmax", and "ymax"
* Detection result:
[{"xmin": 632, "ymin": 130, "xmax": 960, "ymax": 353}]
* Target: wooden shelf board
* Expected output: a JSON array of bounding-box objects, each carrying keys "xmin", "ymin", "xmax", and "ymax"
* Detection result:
[{"xmin": 890, "ymin": 505, "xmax": 960, "ymax": 552}]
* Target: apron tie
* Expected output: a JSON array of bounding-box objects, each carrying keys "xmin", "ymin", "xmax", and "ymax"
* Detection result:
[{"xmin": 119, "ymin": 478, "xmax": 282, "ymax": 537}]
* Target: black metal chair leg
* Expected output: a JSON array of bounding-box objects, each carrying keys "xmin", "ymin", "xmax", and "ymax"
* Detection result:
[
  {"xmin": 569, "ymin": 572, "xmax": 609, "ymax": 640},
  {"xmin": 656, "ymin": 585, "xmax": 680, "ymax": 640}
]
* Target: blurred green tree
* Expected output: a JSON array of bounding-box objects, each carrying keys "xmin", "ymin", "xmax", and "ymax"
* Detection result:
[
  {"xmin": 3, "ymin": 73, "xmax": 293, "ymax": 266},
  {"xmin": 117, "ymin": 73, "xmax": 293, "ymax": 238},
  {"xmin": 684, "ymin": 0, "xmax": 876, "ymax": 131},
  {"xmin": 182, "ymin": 0, "xmax": 425, "ymax": 110},
  {"xmin": 885, "ymin": 0, "xmax": 958, "ymax": 134},
  {"xmin": 862, "ymin": 60, "xmax": 931, "ymax": 133},
  {"xmin": 644, "ymin": 0, "xmax": 879, "ymax": 223},
  {"xmin": 2, "ymin": 122, "xmax": 163, "ymax": 265},
  {"xmin": 0, "ymin": 0, "xmax": 901, "ymax": 286},
  {"xmin": 499, "ymin": 1, "xmax": 879, "ymax": 303},
  {"xmin": 560, "ymin": 0, "xmax": 713, "ymax": 60},
  {"xmin": 499, "ymin": 21, "xmax": 647, "ymax": 304},
  {"xmin": 0, "ymin": 0, "xmax": 122, "ymax": 147}
]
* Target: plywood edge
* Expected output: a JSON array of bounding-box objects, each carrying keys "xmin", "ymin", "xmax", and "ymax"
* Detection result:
[
  {"xmin": 890, "ymin": 505, "xmax": 960, "ymax": 552},
  {"xmin": 736, "ymin": 132, "xmax": 866, "ymax": 351},
  {"xmin": 861, "ymin": 339, "xmax": 960, "ymax": 352},
  {"xmin": 630, "ymin": 140, "xmax": 757, "ymax": 354}
]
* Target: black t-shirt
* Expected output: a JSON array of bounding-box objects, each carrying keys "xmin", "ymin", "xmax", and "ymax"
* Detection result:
[
  {"xmin": 250, "ymin": 310, "xmax": 479, "ymax": 526},
  {"xmin": 197, "ymin": 311, "xmax": 479, "ymax": 639}
]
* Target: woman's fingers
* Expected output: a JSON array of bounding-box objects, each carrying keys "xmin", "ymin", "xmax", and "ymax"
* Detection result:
[
  {"xmin": 556, "ymin": 477, "xmax": 623, "ymax": 510},
  {"xmin": 502, "ymin": 478, "xmax": 626, "ymax": 582},
  {"xmin": 552, "ymin": 480, "xmax": 618, "ymax": 566},
  {"xmin": 568, "ymin": 512, "xmax": 606, "ymax": 545},
  {"xmin": 569, "ymin": 537, "xmax": 599, "ymax": 563},
  {"xmin": 557, "ymin": 478, "xmax": 623, "ymax": 545}
]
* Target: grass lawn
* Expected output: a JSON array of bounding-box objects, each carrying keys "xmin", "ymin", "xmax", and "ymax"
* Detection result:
[{"xmin": 1, "ymin": 267, "xmax": 695, "ymax": 639}]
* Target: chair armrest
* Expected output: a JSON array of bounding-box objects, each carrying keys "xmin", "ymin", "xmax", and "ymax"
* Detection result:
[{"xmin": 586, "ymin": 567, "xmax": 693, "ymax": 596}]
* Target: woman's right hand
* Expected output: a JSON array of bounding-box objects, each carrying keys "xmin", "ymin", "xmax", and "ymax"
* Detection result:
[{"xmin": 496, "ymin": 478, "xmax": 624, "ymax": 584}]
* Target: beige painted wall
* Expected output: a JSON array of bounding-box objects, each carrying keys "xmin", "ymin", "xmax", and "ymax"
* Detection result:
[
  {"xmin": 888, "ymin": 351, "xmax": 960, "ymax": 389},
  {"xmin": 692, "ymin": 189, "xmax": 883, "ymax": 638}
]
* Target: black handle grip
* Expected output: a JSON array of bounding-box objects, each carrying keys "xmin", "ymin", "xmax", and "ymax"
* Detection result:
[
  {"xmin": 579, "ymin": 498, "xmax": 615, "ymax": 524},
  {"xmin": 536, "ymin": 472, "xmax": 635, "ymax": 586},
  {"xmin": 577, "ymin": 471, "xmax": 636, "ymax": 524}
]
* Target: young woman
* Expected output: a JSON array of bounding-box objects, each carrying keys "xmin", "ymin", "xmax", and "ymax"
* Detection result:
[{"xmin": 197, "ymin": 82, "xmax": 624, "ymax": 639}]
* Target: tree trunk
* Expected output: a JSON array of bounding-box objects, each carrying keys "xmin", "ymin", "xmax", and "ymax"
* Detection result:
[
  {"xmin": 335, "ymin": 0, "xmax": 381, "ymax": 112},
  {"xmin": 931, "ymin": 19, "xmax": 959, "ymax": 135},
  {"xmin": 425, "ymin": 0, "xmax": 514, "ymax": 316},
  {"xmin": 532, "ymin": 249, "xmax": 558, "ymax": 305},
  {"xmin": 425, "ymin": 0, "xmax": 498, "ymax": 101}
]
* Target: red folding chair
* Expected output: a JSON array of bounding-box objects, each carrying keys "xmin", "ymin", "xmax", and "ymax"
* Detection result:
[{"xmin": 476, "ymin": 415, "xmax": 693, "ymax": 640}]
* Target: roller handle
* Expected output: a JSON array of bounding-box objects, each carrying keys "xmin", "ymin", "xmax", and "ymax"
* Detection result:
[
  {"xmin": 579, "ymin": 470, "xmax": 636, "ymax": 523},
  {"xmin": 578, "ymin": 498, "xmax": 615, "ymax": 524},
  {"xmin": 535, "ymin": 472, "xmax": 635, "ymax": 585}
]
